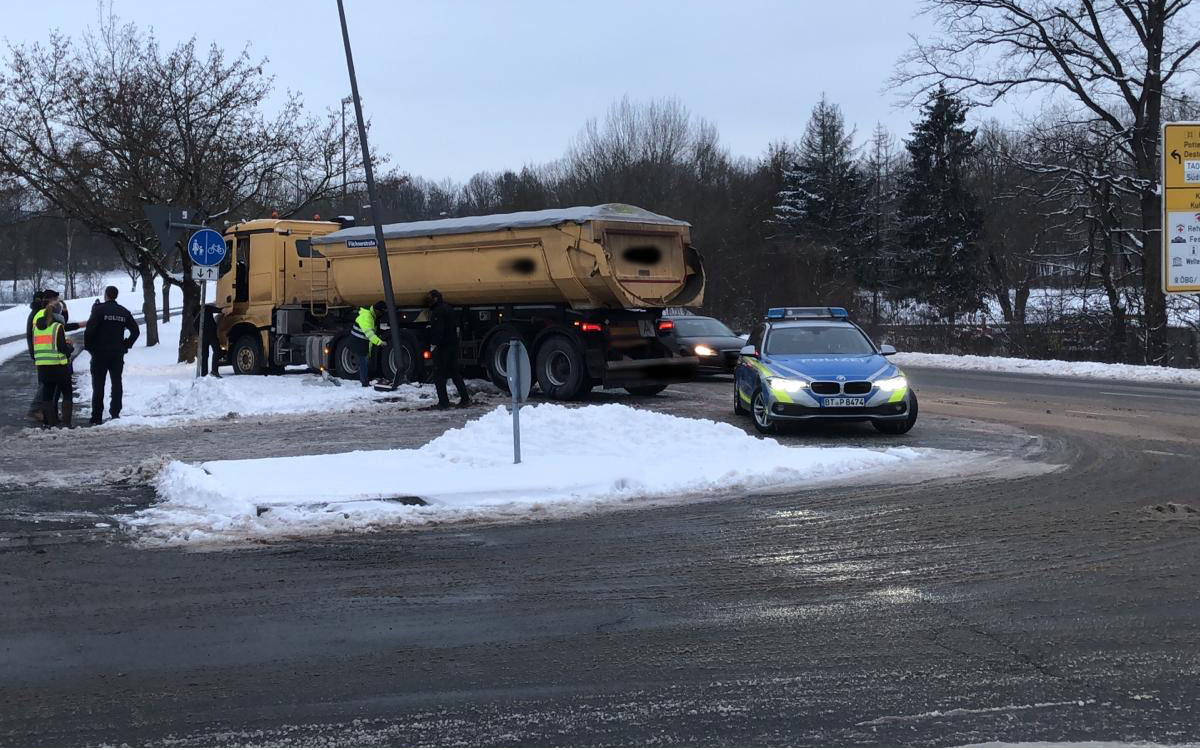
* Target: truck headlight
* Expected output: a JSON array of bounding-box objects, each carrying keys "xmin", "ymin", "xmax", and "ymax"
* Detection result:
[
  {"xmin": 694, "ymin": 344, "xmax": 716, "ymax": 356},
  {"xmin": 874, "ymin": 375, "xmax": 907, "ymax": 391},
  {"xmin": 768, "ymin": 377, "xmax": 808, "ymax": 392}
]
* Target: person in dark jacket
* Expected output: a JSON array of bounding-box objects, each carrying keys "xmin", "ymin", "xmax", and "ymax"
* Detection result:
[
  {"xmin": 200, "ymin": 303, "xmax": 223, "ymax": 378},
  {"xmin": 26, "ymin": 289, "xmax": 83, "ymax": 423},
  {"xmin": 84, "ymin": 285, "xmax": 139, "ymax": 425},
  {"xmin": 32, "ymin": 299, "xmax": 75, "ymax": 428},
  {"xmin": 426, "ymin": 289, "xmax": 470, "ymax": 409}
]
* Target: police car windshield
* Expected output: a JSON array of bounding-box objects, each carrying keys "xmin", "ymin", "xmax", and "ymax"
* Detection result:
[
  {"xmin": 673, "ymin": 318, "xmax": 735, "ymax": 337},
  {"xmin": 766, "ymin": 326, "xmax": 875, "ymax": 356}
]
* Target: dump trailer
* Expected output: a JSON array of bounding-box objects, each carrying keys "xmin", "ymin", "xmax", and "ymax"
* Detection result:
[{"xmin": 214, "ymin": 204, "xmax": 705, "ymax": 398}]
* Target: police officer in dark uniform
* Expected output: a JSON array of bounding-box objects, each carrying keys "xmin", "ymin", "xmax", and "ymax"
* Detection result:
[
  {"xmin": 84, "ymin": 285, "xmax": 139, "ymax": 425},
  {"xmin": 426, "ymin": 289, "xmax": 471, "ymax": 409}
]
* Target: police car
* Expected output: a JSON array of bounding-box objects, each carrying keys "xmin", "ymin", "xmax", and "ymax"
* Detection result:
[{"xmin": 734, "ymin": 307, "xmax": 917, "ymax": 435}]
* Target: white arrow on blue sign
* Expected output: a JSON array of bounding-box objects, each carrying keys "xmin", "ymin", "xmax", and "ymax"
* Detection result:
[{"xmin": 187, "ymin": 228, "xmax": 227, "ymax": 267}]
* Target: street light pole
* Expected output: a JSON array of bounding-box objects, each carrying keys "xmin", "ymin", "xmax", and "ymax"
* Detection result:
[
  {"xmin": 336, "ymin": 0, "xmax": 406, "ymax": 386},
  {"xmin": 340, "ymin": 95, "xmax": 352, "ymax": 216}
]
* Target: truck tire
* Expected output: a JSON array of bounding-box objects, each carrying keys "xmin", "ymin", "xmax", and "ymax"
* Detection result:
[
  {"xmin": 624, "ymin": 384, "xmax": 667, "ymax": 397},
  {"xmin": 334, "ymin": 337, "xmax": 361, "ymax": 380},
  {"xmin": 380, "ymin": 331, "xmax": 421, "ymax": 384},
  {"xmin": 535, "ymin": 335, "xmax": 587, "ymax": 400},
  {"xmin": 484, "ymin": 334, "xmax": 520, "ymax": 392},
  {"xmin": 231, "ymin": 333, "xmax": 264, "ymax": 375}
]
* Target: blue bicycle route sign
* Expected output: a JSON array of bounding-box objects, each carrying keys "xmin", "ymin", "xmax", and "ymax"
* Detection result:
[{"xmin": 187, "ymin": 228, "xmax": 227, "ymax": 267}]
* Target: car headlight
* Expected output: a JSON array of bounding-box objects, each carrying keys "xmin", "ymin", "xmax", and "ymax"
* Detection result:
[
  {"xmin": 768, "ymin": 376, "xmax": 808, "ymax": 392},
  {"xmin": 694, "ymin": 344, "xmax": 716, "ymax": 357},
  {"xmin": 874, "ymin": 375, "xmax": 907, "ymax": 391}
]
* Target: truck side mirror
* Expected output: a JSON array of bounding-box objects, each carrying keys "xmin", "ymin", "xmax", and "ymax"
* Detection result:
[
  {"xmin": 879, "ymin": 344, "xmax": 897, "ymax": 356},
  {"xmin": 739, "ymin": 344, "xmax": 758, "ymax": 358}
]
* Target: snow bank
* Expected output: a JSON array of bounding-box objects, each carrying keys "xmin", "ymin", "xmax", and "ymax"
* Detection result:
[
  {"xmin": 892, "ymin": 351, "xmax": 1200, "ymax": 386},
  {"xmin": 125, "ymin": 403, "xmax": 928, "ymax": 546}
]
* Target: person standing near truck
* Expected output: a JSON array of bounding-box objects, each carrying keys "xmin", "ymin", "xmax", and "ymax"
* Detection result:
[
  {"xmin": 32, "ymin": 299, "xmax": 75, "ymax": 428},
  {"xmin": 426, "ymin": 289, "xmax": 471, "ymax": 409},
  {"xmin": 350, "ymin": 301, "xmax": 386, "ymax": 387},
  {"xmin": 84, "ymin": 285, "xmax": 139, "ymax": 425},
  {"xmin": 26, "ymin": 289, "xmax": 84, "ymax": 424},
  {"xmin": 199, "ymin": 303, "xmax": 223, "ymax": 378}
]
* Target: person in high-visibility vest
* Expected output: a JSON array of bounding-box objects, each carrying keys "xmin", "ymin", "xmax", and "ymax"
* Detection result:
[
  {"xmin": 349, "ymin": 301, "xmax": 387, "ymax": 387},
  {"xmin": 25, "ymin": 289, "xmax": 83, "ymax": 424},
  {"xmin": 32, "ymin": 299, "xmax": 75, "ymax": 428}
]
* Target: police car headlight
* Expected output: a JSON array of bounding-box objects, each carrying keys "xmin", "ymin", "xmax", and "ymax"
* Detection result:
[
  {"xmin": 874, "ymin": 375, "xmax": 907, "ymax": 391},
  {"xmin": 768, "ymin": 377, "xmax": 808, "ymax": 392},
  {"xmin": 694, "ymin": 344, "xmax": 716, "ymax": 357}
]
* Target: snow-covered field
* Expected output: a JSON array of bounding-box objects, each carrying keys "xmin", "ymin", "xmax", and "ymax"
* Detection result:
[
  {"xmin": 124, "ymin": 403, "xmax": 931, "ymax": 546},
  {"xmin": 892, "ymin": 351, "xmax": 1200, "ymax": 385}
]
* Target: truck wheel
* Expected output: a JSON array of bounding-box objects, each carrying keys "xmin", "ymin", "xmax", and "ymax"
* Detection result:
[
  {"xmin": 381, "ymin": 331, "xmax": 420, "ymax": 383},
  {"xmin": 334, "ymin": 337, "xmax": 360, "ymax": 380},
  {"xmin": 535, "ymin": 335, "xmax": 587, "ymax": 400},
  {"xmin": 624, "ymin": 384, "xmax": 667, "ymax": 397},
  {"xmin": 484, "ymin": 334, "xmax": 520, "ymax": 392},
  {"xmin": 231, "ymin": 333, "xmax": 264, "ymax": 375}
]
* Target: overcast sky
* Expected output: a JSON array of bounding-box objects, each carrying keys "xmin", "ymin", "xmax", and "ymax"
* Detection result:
[{"xmin": 7, "ymin": 0, "xmax": 1021, "ymax": 182}]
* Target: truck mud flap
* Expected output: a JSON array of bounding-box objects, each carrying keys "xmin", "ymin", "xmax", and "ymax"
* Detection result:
[{"xmin": 603, "ymin": 356, "xmax": 699, "ymax": 386}]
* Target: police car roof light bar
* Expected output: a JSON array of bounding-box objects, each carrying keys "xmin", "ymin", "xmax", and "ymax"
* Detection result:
[{"xmin": 766, "ymin": 306, "xmax": 849, "ymax": 320}]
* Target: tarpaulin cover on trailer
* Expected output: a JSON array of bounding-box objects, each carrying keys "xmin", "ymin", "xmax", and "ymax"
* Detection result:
[{"xmin": 311, "ymin": 203, "xmax": 691, "ymax": 245}]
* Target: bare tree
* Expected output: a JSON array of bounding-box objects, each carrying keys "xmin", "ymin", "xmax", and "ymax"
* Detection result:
[
  {"xmin": 896, "ymin": 0, "xmax": 1200, "ymax": 362},
  {"xmin": 0, "ymin": 11, "xmax": 354, "ymax": 359}
]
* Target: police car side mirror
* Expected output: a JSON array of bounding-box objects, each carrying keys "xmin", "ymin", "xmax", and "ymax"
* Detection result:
[
  {"xmin": 739, "ymin": 344, "xmax": 758, "ymax": 358},
  {"xmin": 880, "ymin": 344, "xmax": 897, "ymax": 356}
]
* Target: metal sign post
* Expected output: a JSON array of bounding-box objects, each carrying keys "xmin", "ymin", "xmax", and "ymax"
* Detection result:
[
  {"xmin": 188, "ymin": 229, "xmax": 227, "ymax": 379},
  {"xmin": 505, "ymin": 340, "xmax": 532, "ymax": 464},
  {"xmin": 1162, "ymin": 122, "xmax": 1200, "ymax": 295}
]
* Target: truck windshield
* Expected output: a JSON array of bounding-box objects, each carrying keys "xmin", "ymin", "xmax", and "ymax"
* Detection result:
[
  {"xmin": 766, "ymin": 326, "xmax": 875, "ymax": 356},
  {"xmin": 673, "ymin": 318, "xmax": 735, "ymax": 337}
]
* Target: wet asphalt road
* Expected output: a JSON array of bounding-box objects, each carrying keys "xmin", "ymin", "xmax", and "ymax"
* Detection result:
[{"xmin": 1, "ymin": 353, "xmax": 1199, "ymax": 746}]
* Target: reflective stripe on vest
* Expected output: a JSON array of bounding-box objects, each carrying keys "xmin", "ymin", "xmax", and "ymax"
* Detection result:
[{"xmin": 33, "ymin": 321, "xmax": 67, "ymax": 366}]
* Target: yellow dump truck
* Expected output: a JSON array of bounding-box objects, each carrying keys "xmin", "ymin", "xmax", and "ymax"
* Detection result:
[{"xmin": 214, "ymin": 204, "xmax": 705, "ymax": 398}]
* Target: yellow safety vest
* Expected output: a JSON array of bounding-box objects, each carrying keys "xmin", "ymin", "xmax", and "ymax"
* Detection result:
[{"xmin": 33, "ymin": 321, "xmax": 67, "ymax": 366}]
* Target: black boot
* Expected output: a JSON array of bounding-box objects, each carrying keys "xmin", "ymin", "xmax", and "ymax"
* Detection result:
[
  {"xmin": 41, "ymin": 401, "xmax": 57, "ymax": 429},
  {"xmin": 61, "ymin": 402, "xmax": 73, "ymax": 429}
]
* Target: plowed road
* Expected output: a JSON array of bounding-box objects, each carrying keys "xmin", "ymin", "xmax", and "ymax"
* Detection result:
[{"xmin": 1, "ymin": 355, "xmax": 1198, "ymax": 746}]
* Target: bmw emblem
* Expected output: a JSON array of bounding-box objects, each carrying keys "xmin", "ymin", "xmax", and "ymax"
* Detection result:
[{"xmin": 836, "ymin": 375, "xmax": 846, "ymax": 381}]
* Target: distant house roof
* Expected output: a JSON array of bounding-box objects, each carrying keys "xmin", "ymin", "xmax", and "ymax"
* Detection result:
[{"xmin": 311, "ymin": 203, "xmax": 689, "ymax": 245}]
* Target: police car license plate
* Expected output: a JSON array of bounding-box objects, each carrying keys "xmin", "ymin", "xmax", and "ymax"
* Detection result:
[{"xmin": 823, "ymin": 397, "xmax": 866, "ymax": 407}]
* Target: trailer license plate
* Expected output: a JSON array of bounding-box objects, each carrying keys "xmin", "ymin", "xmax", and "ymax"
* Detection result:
[
  {"xmin": 639, "ymin": 319, "xmax": 655, "ymax": 337},
  {"xmin": 823, "ymin": 397, "xmax": 866, "ymax": 407}
]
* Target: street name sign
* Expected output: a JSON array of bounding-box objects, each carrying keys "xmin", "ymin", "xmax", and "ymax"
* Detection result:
[
  {"xmin": 187, "ymin": 228, "xmax": 227, "ymax": 268},
  {"xmin": 1163, "ymin": 122, "xmax": 1200, "ymax": 294}
]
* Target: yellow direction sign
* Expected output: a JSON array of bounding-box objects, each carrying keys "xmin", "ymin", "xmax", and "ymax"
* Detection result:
[{"xmin": 1163, "ymin": 122, "xmax": 1200, "ymax": 293}]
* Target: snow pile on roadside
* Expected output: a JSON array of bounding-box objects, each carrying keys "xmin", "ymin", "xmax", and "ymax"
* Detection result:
[
  {"xmin": 892, "ymin": 351, "xmax": 1200, "ymax": 386},
  {"xmin": 125, "ymin": 403, "xmax": 928, "ymax": 545}
]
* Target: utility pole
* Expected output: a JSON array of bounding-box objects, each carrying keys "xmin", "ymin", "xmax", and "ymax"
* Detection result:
[
  {"xmin": 341, "ymin": 95, "xmax": 352, "ymax": 216},
  {"xmin": 336, "ymin": 0, "xmax": 406, "ymax": 384}
]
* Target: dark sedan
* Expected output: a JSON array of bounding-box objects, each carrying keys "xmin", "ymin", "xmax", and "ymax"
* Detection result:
[{"xmin": 659, "ymin": 315, "xmax": 745, "ymax": 373}]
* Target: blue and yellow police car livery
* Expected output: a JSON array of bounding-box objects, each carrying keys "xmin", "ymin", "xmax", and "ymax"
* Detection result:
[{"xmin": 734, "ymin": 307, "xmax": 918, "ymax": 435}]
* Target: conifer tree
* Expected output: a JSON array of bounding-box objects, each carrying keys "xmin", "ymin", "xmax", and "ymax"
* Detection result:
[{"xmin": 894, "ymin": 86, "xmax": 985, "ymax": 323}]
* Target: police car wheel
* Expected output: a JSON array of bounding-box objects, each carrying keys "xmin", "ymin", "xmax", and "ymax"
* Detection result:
[
  {"xmin": 873, "ymin": 391, "xmax": 918, "ymax": 435},
  {"xmin": 751, "ymin": 389, "xmax": 775, "ymax": 434}
]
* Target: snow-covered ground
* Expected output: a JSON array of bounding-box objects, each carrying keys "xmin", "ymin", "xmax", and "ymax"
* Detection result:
[
  {"xmin": 63, "ymin": 316, "xmax": 484, "ymax": 428},
  {"xmin": 124, "ymin": 402, "xmax": 931, "ymax": 546},
  {"xmin": 893, "ymin": 351, "xmax": 1200, "ymax": 385}
]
